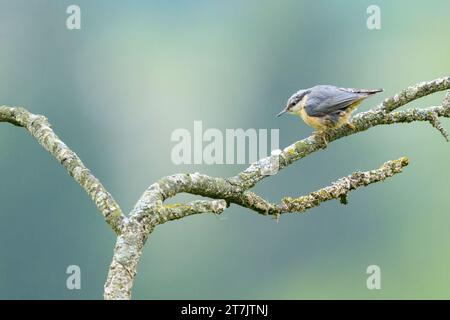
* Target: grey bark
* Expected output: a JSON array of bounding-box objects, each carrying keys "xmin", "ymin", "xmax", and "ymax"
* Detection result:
[{"xmin": 1, "ymin": 76, "xmax": 449, "ymax": 299}]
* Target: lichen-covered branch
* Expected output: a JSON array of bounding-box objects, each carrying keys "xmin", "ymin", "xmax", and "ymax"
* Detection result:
[
  {"xmin": 444, "ymin": 91, "xmax": 450, "ymax": 109},
  {"xmin": 156, "ymin": 200, "xmax": 228, "ymax": 224},
  {"xmin": 375, "ymin": 76, "xmax": 450, "ymax": 112},
  {"xmin": 229, "ymin": 76, "xmax": 450, "ymax": 189},
  {"xmin": 133, "ymin": 158, "xmax": 408, "ymax": 220},
  {"xmin": 0, "ymin": 106, "xmax": 125, "ymax": 234},
  {"xmin": 1, "ymin": 76, "xmax": 449, "ymax": 300},
  {"xmin": 281, "ymin": 157, "xmax": 409, "ymax": 212},
  {"xmin": 103, "ymin": 219, "xmax": 145, "ymax": 300},
  {"xmin": 103, "ymin": 76, "xmax": 449, "ymax": 300},
  {"xmin": 102, "ymin": 158, "xmax": 410, "ymax": 299}
]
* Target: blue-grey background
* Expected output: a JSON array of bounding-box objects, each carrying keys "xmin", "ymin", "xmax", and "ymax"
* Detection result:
[{"xmin": 0, "ymin": 0, "xmax": 449, "ymax": 299}]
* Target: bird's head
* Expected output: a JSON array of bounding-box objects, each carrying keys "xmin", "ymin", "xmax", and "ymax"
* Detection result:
[{"xmin": 277, "ymin": 89, "xmax": 309, "ymax": 117}]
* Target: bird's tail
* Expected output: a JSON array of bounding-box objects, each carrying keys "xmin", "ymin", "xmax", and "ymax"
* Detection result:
[{"xmin": 343, "ymin": 88, "xmax": 383, "ymax": 95}]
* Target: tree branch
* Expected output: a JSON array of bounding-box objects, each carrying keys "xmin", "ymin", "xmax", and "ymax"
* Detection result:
[
  {"xmin": 138, "ymin": 157, "xmax": 409, "ymax": 221},
  {"xmin": 229, "ymin": 88, "xmax": 450, "ymax": 190},
  {"xmin": 156, "ymin": 200, "xmax": 228, "ymax": 224},
  {"xmin": 375, "ymin": 76, "xmax": 450, "ymax": 113},
  {"xmin": 1, "ymin": 76, "xmax": 449, "ymax": 300},
  {"xmin": 281, "ymin": 157, "xmax": 409, "ymax": 212},
  {"xmin": 0, "ymin": 106, "xmax": 125, "ymax": 234},
  {"xmin": 103, "ymin": 76, "xmax": 448, "ymax": 299}
]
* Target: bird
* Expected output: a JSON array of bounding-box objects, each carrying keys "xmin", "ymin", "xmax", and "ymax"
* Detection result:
[{"xmin": 276, "ymin": 85, "xmax": 383, "ymax": 139}]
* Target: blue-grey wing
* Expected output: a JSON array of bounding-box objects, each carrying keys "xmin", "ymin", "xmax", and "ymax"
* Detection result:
[{"xmin": 304, "ymin": 86, "xmax": 364, "ymax": 117}]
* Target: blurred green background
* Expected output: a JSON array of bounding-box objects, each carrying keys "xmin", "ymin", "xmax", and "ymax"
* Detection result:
[{"xmin": 0, "ymin": 0, "xmax": 449, "ymax": 299}]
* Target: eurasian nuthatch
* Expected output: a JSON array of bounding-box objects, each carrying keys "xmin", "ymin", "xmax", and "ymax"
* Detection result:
[{"xmin": 277, "ymin": 85, "xmax": 383, "ymax": 132}]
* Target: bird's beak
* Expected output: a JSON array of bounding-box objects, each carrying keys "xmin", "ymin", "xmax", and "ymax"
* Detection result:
[{"xmin": 276, "ymin": 109, "xmax": 288, "ymax": 117}]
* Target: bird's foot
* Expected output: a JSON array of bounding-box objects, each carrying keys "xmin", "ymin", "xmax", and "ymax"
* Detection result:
[
  {"xmin": 314, "ymin": 130, "xmax": 329, "ymax": 146},
  {"xmin": 346, "ymin": 122, "xmax": 356, "ymax": 130}
]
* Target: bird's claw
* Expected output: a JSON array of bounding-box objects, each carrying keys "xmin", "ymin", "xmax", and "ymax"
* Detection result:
[
  {"xmin": 347, "ymin": 122, "xmax": 356, "ymax": 130},
  {"xmin": 314, "ymin": 131, "xmax": 329, "ymax": 146}
]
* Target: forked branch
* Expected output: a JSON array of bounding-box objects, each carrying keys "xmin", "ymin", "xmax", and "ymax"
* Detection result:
[{"xmin": 1, "ymin": 76, "xmax": 449, "ymax": 299}]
